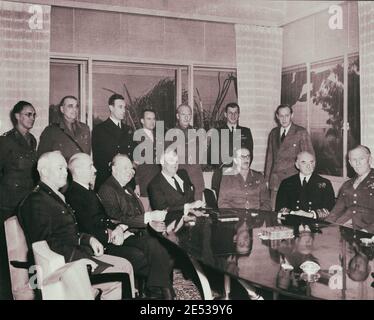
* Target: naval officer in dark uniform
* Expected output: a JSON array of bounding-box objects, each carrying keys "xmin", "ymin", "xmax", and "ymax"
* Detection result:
[
  {"xmin": 276, "ymin": 151, "xmax": 335, "ymax": 219},
  {"xmin": 0, "ymin": 101, "xmax": 38, "ymax": 220},
  {"xmin": 92, "ymin": 94, "xmax": 136, "ymax": 191}
]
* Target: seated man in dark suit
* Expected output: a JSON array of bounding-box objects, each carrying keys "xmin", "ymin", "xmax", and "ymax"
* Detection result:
[
  {"xmin": 148, "ymin": 149, "xmax": 206, "ymax": 215},
  {"xmin": 18, "ymin": 151, "xmax": 134, "ymax": 299},
  {"xmin": 65, "ymin": 153, "xmax": 175, "ymax": 299},
  {"xmin": 276, "ymin": 151, "xmax": 335, "ymax": 219}
]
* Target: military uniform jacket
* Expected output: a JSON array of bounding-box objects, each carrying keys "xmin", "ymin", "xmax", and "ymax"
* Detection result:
[
  {"xmin": 18, "ymin": 182, "xmax": 93, "ymax": 262},
  {"xmin": 92, "ymin": 119, "xmax": 135, "ymax": 189},
  {"xmin": 327, "ymin": 169, "xmax": 374, "ymax": 233},
  {"xmin": 264, "ymin": 123, "xmax": 315, "ymax": 191},
  {"xmin": 0, "ymin": 128, "xmax": 37, "ymax": 218},
  {"xmin": 65, "ymin": 182, "xmax": 119, "ymax": 246},
  {"xmin": 37, "ymin": 120, "xmax": 91, "ymax": 160},
  {"xmin": 133, "ymin": 129, "xmax": 161, "ymax": 197},
  {"xmin": 218, "ymin": 168, "xmax": 271, "ymax": 210},
  {"xmin": 216, "ymin": 124, "xmax": 254, "ymax": 165},
  {"xmin": 275, "ymin": 173, "xmax": 335, "ymax": 217}
]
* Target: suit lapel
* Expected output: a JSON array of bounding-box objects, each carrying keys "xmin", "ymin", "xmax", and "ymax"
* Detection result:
[
  {"xmin": 160, "ymin": 174, "xmax": 184, "ymax": 199},
  {"xmin": 274, "ymin": 127, "xmax": 281, "ymax": 152},
  {"xmin": 125, "ymin": 186, "xmax": 145, "ymax": 213}
]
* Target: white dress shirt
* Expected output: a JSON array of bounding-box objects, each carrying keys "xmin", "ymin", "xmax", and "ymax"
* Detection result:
[
  {"xmin": 110, "ymin": 116, "xmax": 122, "ymax": 128},
  {"xmin": 280, "ymin": 124, "xmax": 291, "ymax": 138},
  {"xmin": 299, "ymin": 173, "xmax": 312, "ymax": 185}
]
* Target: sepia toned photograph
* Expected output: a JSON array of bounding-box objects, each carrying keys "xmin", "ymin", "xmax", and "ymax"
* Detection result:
[{"xmin": 0, "ymin": 0, "xmax": 373, "ymax": 304}]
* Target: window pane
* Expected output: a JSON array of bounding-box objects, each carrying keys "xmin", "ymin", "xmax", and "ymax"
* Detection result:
[
  {"xmin": 311, "ymin": 59, "xmax": 344, "ymax": 177},
  {"xmin": 92, "ymin": 63, "xmax": 177, "ymax": 130},
  {"xmin": 281, "ymin": 67, "xmax": 308, "ymax": 129},
  {"xmin": 193, "ymin": 69, "xmax": 237, "ymax": 130},
  {"xmin": 50, "ymin": 62, "xmax": 80, "ymax": 124}
]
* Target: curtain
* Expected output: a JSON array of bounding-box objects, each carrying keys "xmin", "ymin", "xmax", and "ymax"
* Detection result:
[
  {"xmin": 235, "ymin": 24, "xmax": 283, "ymax": 171},
  {"xmin": 358, "ymin": 2, "xmax": 374, "ymax": 152},
  {"xmin": 0, "ymin": 1, "xmax": 50, "ymax": 140}
]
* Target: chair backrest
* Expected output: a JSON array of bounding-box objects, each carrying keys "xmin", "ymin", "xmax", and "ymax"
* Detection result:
[
  {"xmin": 32, "ymin": 241, "xmax": 94, "ymax": 300},
  {"xmin": 204, "ymin": 188, "xmax": 218, "ymax": 209},
  {"xmin": 4, "ymin": 216, "xmax": 34, "ymax": 300}
]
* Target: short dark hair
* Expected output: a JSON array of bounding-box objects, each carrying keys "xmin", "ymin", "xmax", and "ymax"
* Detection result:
[
  {"xmin": 10, "ymin": 100, "xmax": 34, "ymax": 127},
  {"xmin": 275, "ymin": 104, "xmax": 293, "ymax": 115},
  {"xmin": 108, "ymin": 93, "xmax": 125, "ymax": 106},
  {"xmin": 141, "ymin": 108, "xmax": 156, "ymax": 119},
  {"xmin": 225, "ymin": 102, "xmax": 240, "ymax": 113},
  {"xmin": 59, "ymin": 95, "xmax": 78, "ymax": 108}
]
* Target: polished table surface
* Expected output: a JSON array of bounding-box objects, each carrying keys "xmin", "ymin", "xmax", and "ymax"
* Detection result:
[{"xmin": 152, "ymin": 209, "xmax": 374, "ymax": 300}]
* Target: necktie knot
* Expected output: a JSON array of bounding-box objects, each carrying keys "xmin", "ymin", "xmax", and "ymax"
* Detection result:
[
  {"xmin": 281, "ymin": 129, "xmax": 286, "ymax": 143},
  {"xmin": 302, "ymin": 177, "xmax": 307, "ymax": 187},
  {"xmin": 117, "ymin": 122, "xmax": 121, "ymax": 129}
]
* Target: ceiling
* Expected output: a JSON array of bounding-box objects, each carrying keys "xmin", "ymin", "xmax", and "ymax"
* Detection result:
[{"xmin": 9, "ymin": 0, "xmax": 346, "ymax": 26}]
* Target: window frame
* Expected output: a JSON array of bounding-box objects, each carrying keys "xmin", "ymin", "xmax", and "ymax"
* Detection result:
[{"xmin": 281, "ymin": 52, "xmax": 359, "ymax": 182}]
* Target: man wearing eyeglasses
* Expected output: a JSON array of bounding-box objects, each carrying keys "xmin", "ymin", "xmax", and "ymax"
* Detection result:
[
  {"xmin": 218, "ymin": 148, "xmax": 271, "ymax": 210},
  {"xmin": 38, "ymin": 96, "xmax": 91, "ymax": 161}
]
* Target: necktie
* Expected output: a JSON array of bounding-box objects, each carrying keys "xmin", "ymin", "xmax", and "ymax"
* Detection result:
[
  {"xmin": 353, "ymin": 176, "xmax": 363, "ymax": 189},
  {"xmin": 302, "ymin": 177, "xmax": 307, "ymax": 188},
  {"xmin": 117, "ymin": 122, "xmax": 121, "ymax": 129},
  {"xmin": 172, "ymin": 177, "xmax": 184, "ymax": 195},
  {"xmin": 281, "ymin": 129, "xmax": 286, "ymax": 143}
]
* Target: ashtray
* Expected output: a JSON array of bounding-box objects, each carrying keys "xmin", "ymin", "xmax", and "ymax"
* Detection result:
[
  {"xmin": 300, "ymin": 272, "xmax": 320, "ymax": 283},
  {"xmin": 300, "ymin": 260, "xmax": 320, "ymax": 275}
]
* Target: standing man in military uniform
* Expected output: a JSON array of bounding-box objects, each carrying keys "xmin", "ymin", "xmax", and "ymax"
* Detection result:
[
  {"xmin": 276, "ymin": 151, "xmax": 335, "ymax": 219},
  {"xmin": 218, "ymin": 147, "xmax": 271, "ymax": 210},
  {"xmin": 92, "ymin": 94, "xmax": 136, "ymax": 191},
  {"xmin": 265, "ymin": 104, "xmax": 315, "ymax": 210},
  {"xmin": 218, "ymin": 102, "xmax": 253, "ymax": 165},
  {"xmin": 327, "ymin": 145, "xmax": 374, "ymax": 233},
  {"xmin": 167, "ymin": 104, "xmax": 205, "ymax": 200},
  {"xmin": 37, "ymin": 96, "xmax": 91, "ymax": 161},
  {"xmin": 0, "ymin": 101, "xmax": 38, "ymax": 220}
]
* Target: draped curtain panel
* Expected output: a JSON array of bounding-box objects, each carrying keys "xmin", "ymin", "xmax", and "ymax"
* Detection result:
[
  {"xmin": 358, "ymin": 2, "xmax": 374, "ymax": 152},
  {"xmin": 0, "ymin": 1, "xmax": 50, "ymax": 140},
  {"xmin": 235, "ymin": 24, "xmax": 283, "ymax": 171}
]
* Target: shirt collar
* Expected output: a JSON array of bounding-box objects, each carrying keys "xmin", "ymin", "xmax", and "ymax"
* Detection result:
[
  {"xmin": 74, "ymin": 180, "xmax": 90, "ymax": 190},
  {"xmin": 281, "ymin": 124, "xmax": 292, "ymax": 136},
  {"xmin": 161, "ymin": 171, "xmax": 183, "ymax": 188},
  {"xmin": 299, "ymin": 173, "xmax": 312, "ymax": 184},
  {"xmin": 143, "ymin": 128, "xmax": 154, "ymax": 141},
  {"xmin": 110, "ymin": 116, "xmax": 121, "ymax": 128},
  {"xmin": 227, "ymin": 123, "xmax": 237, "ymax": 130}
]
